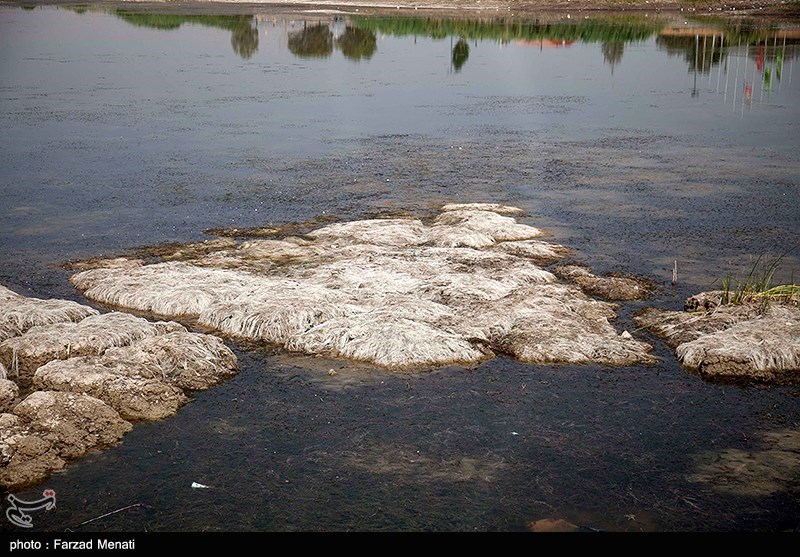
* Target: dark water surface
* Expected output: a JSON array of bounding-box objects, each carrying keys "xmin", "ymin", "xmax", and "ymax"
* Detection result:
[{"xmin": 1, "ymin": 5, "xmax": 799, "ymax": 531}]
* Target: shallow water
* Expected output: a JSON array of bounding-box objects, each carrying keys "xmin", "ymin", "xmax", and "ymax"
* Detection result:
[{"xmin": 0, "ymin": 5, "xmax": 799, "ymax": 531}]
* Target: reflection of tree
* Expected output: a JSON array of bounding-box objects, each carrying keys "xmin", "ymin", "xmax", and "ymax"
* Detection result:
[
  {"xmin": 114, "ymin": 13, "xmax": 259, "ymax": 59},
  {"xmin": 288, "ymin": 24, "xmax": 334, "ymax": 58},
  {"xmin": 601, "ymin": 42, "xmax": 624, "ymax": 72},
  {"xmin": 336, "ymin": 26, "xmax": 377, "ymax": 61},
  {"xmin": 232, "ymin": 23, "xmax": 259, "ymax": 59},
  {"xmin": 452, "ymin": 38, "xmax": 469, "ymax": 72},
  {"xmin": 656, "ymin": 35, "xmax": 725, "ymax": 74}
]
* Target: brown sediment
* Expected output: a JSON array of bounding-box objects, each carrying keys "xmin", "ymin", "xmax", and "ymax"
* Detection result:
[
  {"xmin": 0, "ymin": 378, "xmax": 19, "ymax": 413},
  {"xmin": 0, "ymin": 312, "xmax": 186, "ymax": 384},
  {"xmin": 344, "ymin": 442, "xmax": 507, "ymax": 483},
  {"xmin": 31, "ymin": 331, "xmax": 237, "ymax": 421},
  {"xmin": 529, "ymin": 518, "xmax": 581, "ymax": 532},
  {"xmin": 552, "ymin": 264, "xmax": 654, "ymax": 301},
  {"xmin": 0, "ymin": 391, "xmax": 132, "ymax": 489},
  {"xmin": 70, "ymin": 204, "xmax": 655, "ymax": 369}
]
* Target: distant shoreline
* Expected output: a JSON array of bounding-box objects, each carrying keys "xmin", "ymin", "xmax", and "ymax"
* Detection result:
[{"xmin": 5, "ymin": 0, "xmax": 800, "ymax": 19}]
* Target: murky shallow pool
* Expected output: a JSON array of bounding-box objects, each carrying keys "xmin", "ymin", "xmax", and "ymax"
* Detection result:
[{"xmin": 1, "ymin": 4, "xmax": 799, "ymax": 531}]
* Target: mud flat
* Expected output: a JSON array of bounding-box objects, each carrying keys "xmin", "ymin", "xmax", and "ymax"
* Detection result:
[
  {"xmin": 0, "ymin": 288, "xmax": 237, "ymax": 489},
  {"xmin": 70, "ymin": 204, "xmax": 656, "ymax": 370},
  {"xmin": 635, "ymin": 290, "xmax": 800, "ymax": 382}
]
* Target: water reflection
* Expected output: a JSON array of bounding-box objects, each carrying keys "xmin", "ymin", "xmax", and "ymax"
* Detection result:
[
  {"xmin": 354, "ymin": 15, "xmax": 798, "ymax": 76},
  {"xmin": 452, "ymin": 38, "xmax": 469, "ymax": 72},
  {"xmin": 287, "ymin": 23, "xmax": 334, "ymax": 59},
  {"xmin": 601, "ymin": 42, "xmax": 625, "ymax": 73},
  {"xmin": 337, "ymin": 26, "xmax": 378, "ymax": 61},
  {"xmin": 657, "ymin": 26, "xmax": 796, "ymax": 110},
  {"xmin": 66, "ymin": 6, "xmax": 800, "ymax": 82},
  {"xmin": 96, "ymin": 9, "xmax": 260, "ymax": 60}
]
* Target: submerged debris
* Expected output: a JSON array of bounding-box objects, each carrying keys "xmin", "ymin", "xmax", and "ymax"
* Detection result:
[
  {"xmin": 688, "ymin": 429, "xmax": 800, "ymax": 496},
  {"xmin": 344, "ymin": 442, "xmax": 507, "ymax": 483},
  {"xmin": 70, "ymin": 205, "xmax": 654, "ymax": 369},
  {"xmin": 529, "ymin": 518, "xmax": 581, "ymax": 532},
  {"xmin": 635, "ymin": 293, "xmax": 800, "ymax": 382}
]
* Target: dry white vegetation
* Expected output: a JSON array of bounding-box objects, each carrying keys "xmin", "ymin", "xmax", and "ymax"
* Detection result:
[
  {"xmin": 0, "ymin": 312, "xmax": 185, "ymax": 380},
  {"xmin": 0, "ymin": 288, "xmax": 238, "ymax": 488},
  {"xmin": 635, "ymin": 297, "xmax": 800, "ymax": 381},
  {"xmin": 0, "ymin": 285, "xmax": 98, "ymax": 342},
  {"xmin": 71, "ymin": 204, "xmax": 654, "ymax": 369}
]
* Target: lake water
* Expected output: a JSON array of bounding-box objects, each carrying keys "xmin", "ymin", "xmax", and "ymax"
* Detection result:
[{"xmin": 1, "ymin": 5, "xmax": 799, "ymax": 531}]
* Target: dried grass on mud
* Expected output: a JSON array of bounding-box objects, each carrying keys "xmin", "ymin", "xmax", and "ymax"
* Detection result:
[{"xmin": 71, "ymin": 204, "xmax": 656, "ymax": 369}]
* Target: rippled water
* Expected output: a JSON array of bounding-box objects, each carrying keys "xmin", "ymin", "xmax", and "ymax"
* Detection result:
[{"xmin": 1, "ymin": 5, "xmax": 799, "ymax": 531}]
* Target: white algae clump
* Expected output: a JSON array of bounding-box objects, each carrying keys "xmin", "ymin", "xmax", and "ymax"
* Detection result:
[
  {"xmin": 440, "ymin": 202, "xmax": 525, "ymax": 215},
  {"xmin": 70, "ymin": 205, "xmax": 654, "ymax": 369},
  {"xmin": 635, "ymin": 292, "xmax": 800, "ymax": 382}
]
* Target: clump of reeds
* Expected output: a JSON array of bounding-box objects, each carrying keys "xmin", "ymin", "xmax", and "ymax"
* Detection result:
[{"xmin": 720, "ymin": 249, "xmax": 799, "ymax": 309}]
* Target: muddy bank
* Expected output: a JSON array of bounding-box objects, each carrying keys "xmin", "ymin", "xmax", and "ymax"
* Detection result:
[
  {"xmin": 71, "ymin": 204, "xmax": 656, "ymax": 370},
  {"xmin": 0, "ymin": 391, "xmax": 132, "ymax": 489},
  {"xmin": 0, "ymin": 286, "xmax": 238, "ymax": 489},
  {"xmin": 635, "ymin": 291, "xmax": 800, "ymax": 382}
]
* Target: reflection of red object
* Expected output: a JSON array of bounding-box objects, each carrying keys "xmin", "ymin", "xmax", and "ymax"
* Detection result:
[
  {"xmin": 516, "ymin": 39, "xmax": 575, "ymax": 49},
  {"xmin": 745, "ymin": 84, "xmax": 753, "ymax": 101},
  {"xmin": 756, "ymin": 45, "xmax": 764, "ymax": 71}
]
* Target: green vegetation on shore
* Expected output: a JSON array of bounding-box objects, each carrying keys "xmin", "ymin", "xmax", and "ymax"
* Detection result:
[{"xmin": 721, "ymin": 252, "xmax": 800, "ymax": 307}]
